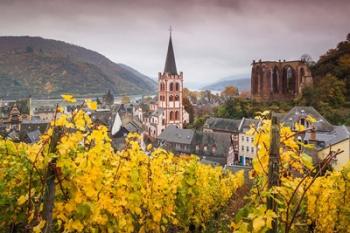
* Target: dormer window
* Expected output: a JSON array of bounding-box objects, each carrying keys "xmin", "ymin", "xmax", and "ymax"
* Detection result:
[
  {"xmin": 212, "ymin": 145, "xmax": 217, "ymax": 154},
  {"xmin": 299, "ymin": 117, "xmax": 310, "ymax": 128},
  {"xmin": 204, "ymin": 145, "xmax": 208, "ymax": 152}
]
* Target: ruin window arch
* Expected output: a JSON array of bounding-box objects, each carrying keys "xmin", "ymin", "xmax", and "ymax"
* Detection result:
[
  {"xmin": 287, "ymin": 67, "xmax": 296, "ymax": 94},
  {"xmin": 259, "ymin": 67, "xmax": 264, "ymax": 94},
  {"xmin": 300, "ymin": 67, "xmax": 305, "ymax": 84},
  {"xmin": 252, "ymin": 67, "xmax": 259, "ymax": 94},
  {"xmin": 175, "ymin": 82, "xmax": 180, "ymax": 91},
  {"xmin": 282, "ymin": 66, "xmax": 296, "ymax": 94},
  {"xmin": 169, "ymin": 82, "xmax": 174, "ymax": 91},
  {"xmin": 272, "ymin": 66, "xmax": 279, "ymax": 93},
  {"xmin": 169, "ymin": 95, "xmax": 173, "ymax": 101},
  {"xmin": 170, "ymin": 111, "xmax": 174, "ymax": 120}
]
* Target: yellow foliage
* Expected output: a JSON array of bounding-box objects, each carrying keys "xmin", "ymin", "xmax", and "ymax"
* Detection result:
[
  {"xmin": 85, "ymin": 99, "xmax": 97, "ymax": 110},
  {"xmin": 61, "ymin": 94, "xmax": 76, "ymax": 103},
  {"xmin": 0, "ymin": 98, "xmax": 244, "ymax": 232}
]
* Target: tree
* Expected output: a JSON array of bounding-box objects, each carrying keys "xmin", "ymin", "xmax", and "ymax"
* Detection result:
[
  {"xmin": 26, "ymin": 46, "xmax": 33, "ymax": 53},
  {"xmin": 300, "ymin": 74, "xmax": 346, "ymax": 108},
  {"xmin": 221, "ymin": 85, "xmax": 239, "ymax": 98},
  {"xmin": 301, "ymin": 54, "xmax": 315, "ymax": 66},
  {"xmin": 182, "ymin": 97, "xmax": 194, "ymax": 124}
]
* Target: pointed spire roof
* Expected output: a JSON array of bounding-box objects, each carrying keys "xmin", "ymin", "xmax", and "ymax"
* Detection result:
[{"xmin": 164, "ymin": 32, "xmax": 178, "ymax": 75}]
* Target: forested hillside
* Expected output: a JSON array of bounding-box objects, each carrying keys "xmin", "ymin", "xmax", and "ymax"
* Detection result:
[{"xmin": 0, "ymin": 36, "xmax": 157, "ymax": 99}]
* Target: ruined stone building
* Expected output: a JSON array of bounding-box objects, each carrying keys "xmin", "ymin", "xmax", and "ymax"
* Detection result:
[{"xmin": 251, "ymin": 60, "xmax": 313, "ymax": 101}]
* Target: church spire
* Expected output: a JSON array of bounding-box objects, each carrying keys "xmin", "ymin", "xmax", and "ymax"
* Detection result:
[{"xmin": 163, "ymin": 27, "xmax": 178, "ymax": 75}]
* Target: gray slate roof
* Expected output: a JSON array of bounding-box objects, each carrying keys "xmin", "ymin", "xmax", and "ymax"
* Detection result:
[
  {"xmin": 281, "ymin": 106, "xmax": 333, "ymax": 132},
  {"xmin": 151, "ymin": 108, "xmax": 164, "ymax": 117},
  {"xmin": 27, "ymin": 129, "xmax": 41, "ymax": 143},
  {"xmin": 239, "ymin": 118, "xmax": 260, "ymax": 132},
  {"xmin": 203, "ymin": 117, "xmax": 241, "ymax": 132},
  {"xmin": 305, "ymin": 125, "xmax": 350, "ymax": 150},
  {"xmin": 193, "ymin": 131, "xmax": 232, "ymax": 157},
  {"xmin": 157, "ymin": 125, "xmax": 195, "ymax": 144}
]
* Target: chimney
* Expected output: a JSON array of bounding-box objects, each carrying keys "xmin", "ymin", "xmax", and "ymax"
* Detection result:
[{"xmin": 310, "ymin": 126, "xmax": 316, "ymax": 141}]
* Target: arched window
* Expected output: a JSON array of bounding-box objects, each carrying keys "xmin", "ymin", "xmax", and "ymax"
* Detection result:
[
  {"xmin": 169, "ymin": 95, "xmax": 173, "ymax": 101},
  {"xmin": 175, "ymin": 82, "xmax": 180, "ymax": 91},
  {"xmin": 300, "ymin": 67, "xmax": 305, "ymax": 84},
  {"xmin": 175, "ymin": 95, "xmax": 179, "ymax": 101},
  {"xmin": 175, "ymin": 111, "xmax": 179, "ymax": 120},
  {"xmin": 170, "ymin": 82, "xmax": 174, "ymax": 91},
  {"xmin": 259, "ymin": 67, "xmax": 264, "ymax": 94},
  {"xmin": 287, "ymin": 67, "xmax": 296, "ymax": 94},
  {"xmin": 272, "ymin": 66, "xmax": 279, "ymax": 94},
  {"xmin": 170, "ymin": 111, "xmax": 174, "ymax": 121},
  {"xmin": 282, "ymin": 66, "xmax": 296, "ymax": 94},
  {"xmin": 252, "ymin": 67, "xmax": 259, "ymax": 94}
]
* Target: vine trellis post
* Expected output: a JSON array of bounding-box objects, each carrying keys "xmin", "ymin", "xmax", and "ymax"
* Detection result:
[
  {"xmin": 42, "ymin": 127, "xmax": 62, "ymax": 233},
  {"xmin": 267, "ymin": 114, "xmax": 280, "ymax": 233}
]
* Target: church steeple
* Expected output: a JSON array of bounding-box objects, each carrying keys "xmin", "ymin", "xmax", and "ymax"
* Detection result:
[{"xmin": 163, "ymin": 28, "xmax": 178, "ymax": 75}]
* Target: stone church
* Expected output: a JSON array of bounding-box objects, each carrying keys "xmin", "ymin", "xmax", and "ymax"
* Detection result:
[
  {"xmin": 251, "ymin": 60, "xmax": 313, "ymax": 101},
  {"xmin": 142, "ymin": 32, "xmax": 189, "ymax": 138}
]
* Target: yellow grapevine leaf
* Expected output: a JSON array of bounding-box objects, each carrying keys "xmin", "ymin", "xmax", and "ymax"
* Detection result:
[
  {"xmin": 17, "ymin": 195, "xmax": 27, "ymax": 205},
  {"xmin": 61, "ymin": 94, "xmax": 76, "ymax": 103},
  {"xmin": 253, "ymin": 216, "xmax": 265, "ymax": 232},
  {"xmin": 85, "ymin": 99, "xmax": 97, "ymax": 110},
  {"xmin": 146, "ymin": 144, "xmax": 153, "ymax": 151},
  {"xmin": 33, "ymin": 220, "xmax": 46, "ymax": 233}
]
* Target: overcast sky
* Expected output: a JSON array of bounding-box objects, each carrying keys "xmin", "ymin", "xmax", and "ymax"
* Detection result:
[{"xmin": 0, "ymin": 0, "xmax": 349, "ymax": 85}]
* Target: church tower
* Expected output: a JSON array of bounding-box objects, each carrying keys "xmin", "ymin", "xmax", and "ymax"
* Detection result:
[{"xmin": 158, "ymin": 30, "xmax": 184, "ymax": 128}]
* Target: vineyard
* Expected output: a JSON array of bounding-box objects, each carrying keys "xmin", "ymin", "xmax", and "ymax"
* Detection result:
[{"xmin": 1, "ymin": 97, "xmax": 350, "ymax": 232}]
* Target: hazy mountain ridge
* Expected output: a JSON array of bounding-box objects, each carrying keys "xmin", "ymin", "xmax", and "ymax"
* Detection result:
[
  {"xmin": 0, "ymin": 36, "xmax": 157, "ymax": 99},
  {"xmin": 201, "ymin": 76, "xmax": 250, "ymax": 92}
]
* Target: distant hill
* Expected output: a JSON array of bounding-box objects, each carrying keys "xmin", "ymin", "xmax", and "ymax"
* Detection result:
[
  {"xmin": 0, "ymin": 36, "xmax": 157, "ymax": 99},
  {"xmin": 201, "ymin": 75, "xmax": 250, "ymax": 92}
]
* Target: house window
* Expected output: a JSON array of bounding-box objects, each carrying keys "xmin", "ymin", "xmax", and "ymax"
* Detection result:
[
  {"xmin": 169, "ymin": 95, "xmax": 173, "ymax": 101},
  {"xmin": 175, "ymin": 95, "xmax": 180, "ymax": 101},
  {"xmin": 170, "ymin": 82, "xmax": 174, "ymax": 91},
  {"xmin": 251, "ymin": 137, "xmax": 254, "ymax": 143},
  {"xmin": 241, "ymin": 146, "xmax": 244, "ymax": 151},
  {"xmin": 170, "ymin": 111, "xmax": 174, "ymax": 121},
  {"xmin": 204, "ymin": 145, "xmax": 208, "ymax": 152},
  {"xmin": 196, "ymin": 145, "xmax": 200, "ymax": 151},
  {"xmin": 241, "ymin": 136, "xmax": 244, "ymax": 141},
  {"xmin": 251, "ymin": 147, "xmax": 254, "ymax": 153},
  {"xmin": 246, "ymin": 137, "xmax": 249, "ymax": 142},
  {"xmin": 246, "ymin": 146, "xmax": 249, "ymax": 152}
]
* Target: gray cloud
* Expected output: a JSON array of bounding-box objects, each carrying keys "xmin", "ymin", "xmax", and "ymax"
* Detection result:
[{"xmin": 0, "ymin": 0, "xmax": 349, "ymax": 85}]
